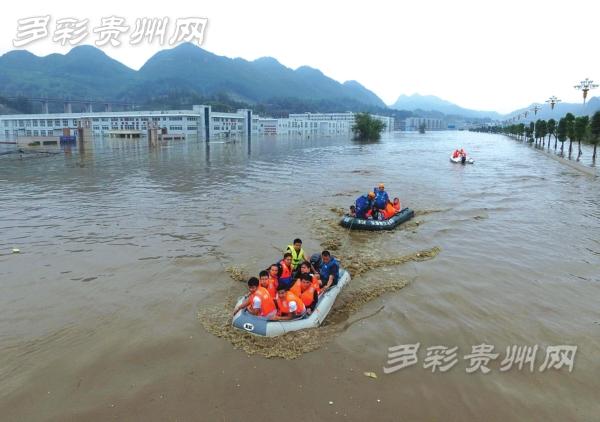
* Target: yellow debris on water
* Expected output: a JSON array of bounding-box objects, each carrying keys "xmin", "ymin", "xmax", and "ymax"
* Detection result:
[
  {"xmin": 225, "ymin": 266, "xmax": 247, "ymax": 282},
  {"xmin": 342, "ymin": 247, "xmax": 441, "ymax": 278},
  {"xmin": 364, "ymin": 372, "xmax": 378, "ymax": 379}
]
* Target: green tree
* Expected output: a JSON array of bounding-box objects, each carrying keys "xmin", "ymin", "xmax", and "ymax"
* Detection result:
[
  {"xmin": 527, "ymin": 122, "xmax": 535, "ymax": 143},
  {"xmin": 590, "ymin": 111, "xmax": 600, "ymax": 163},
  {"xmin": 518, "ymin": 123, "xmax": 525, "ymax": 142},
  {"xmin": 352, "ymin": 113, "xmax": 386, "ymax": 141},
  {"xmin": 535, "ymin": 120, "xmax": 547, "ymax": 148},
  {"xmin": 556, "ymin": 117, "xmax": 567, "ymax": 155},
  {"xmin": 547, "ymin": 118, "xmax": 556, "ymax": 151},
  {"xmin": 574, "ymin": 115, "xmax": 590, "ymax": 160},
  {"xmin": 565, "ymin": 113, "xmax": 576, "ymax": 158}
]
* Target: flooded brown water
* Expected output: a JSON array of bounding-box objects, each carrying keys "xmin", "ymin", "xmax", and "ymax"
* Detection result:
[{"xmin": 1, "ymin": 132, "xmax": 599, "ymax": 421}]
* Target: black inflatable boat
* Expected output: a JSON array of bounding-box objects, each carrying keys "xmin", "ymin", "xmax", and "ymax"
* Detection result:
[{"xmin": 340, "ymin": 207, "xmax": 415, "ymax": 231}]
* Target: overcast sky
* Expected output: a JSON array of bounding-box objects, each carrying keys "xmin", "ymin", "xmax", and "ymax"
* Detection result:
[{"xmin": 1, "ymin": 0, "xmax": 598, "ymax": 113}]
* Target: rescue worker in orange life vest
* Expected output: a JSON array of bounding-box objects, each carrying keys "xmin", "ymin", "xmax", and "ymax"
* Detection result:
[
  {"xmin": 277, "ymin": 252, "xmax": 293, "ymax": 290},
  {"xmin": 298, "ymin": 273, "xmax": 318, "ymax": 314},
  {"xmin": 258, "ymin": 270, "xmax": 277, "ymax": 299},
  {"xmin": 232, "ymin": 277, "xmax": 277, "ymax": 319},
  {"xmin": 268, "ymin": 263, "xmax": 280, "ymax": 285},
  {"xmin": 273, "ymin": 284, "xmax": 306, "ymax": 320},
  {"xmin": 299, "ymin": 260, "xmax": 321, "ymax": 293}
]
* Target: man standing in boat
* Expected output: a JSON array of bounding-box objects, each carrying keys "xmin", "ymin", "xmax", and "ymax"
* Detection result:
[{"xmin": 286, "ymin": 238, "xmax": 317, "ymax": 274}]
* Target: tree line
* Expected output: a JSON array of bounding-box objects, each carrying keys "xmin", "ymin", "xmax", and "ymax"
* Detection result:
[{"xmin": 472, "ymin": 112, "xmax": 600, "ymax": 163}]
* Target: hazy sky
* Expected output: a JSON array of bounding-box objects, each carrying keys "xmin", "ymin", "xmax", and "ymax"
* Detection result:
[{"xmin": 1, "ymin": 0, "xmax": 598, "ymax": 114}]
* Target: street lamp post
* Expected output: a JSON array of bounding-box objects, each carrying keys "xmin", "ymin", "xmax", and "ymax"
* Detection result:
[
  {"xmin": 545, "ymin": 96, "xmax": 561, "ymax": 110},
  {"xmin": 546, "ymin": 96, "xmax": 561, "ymax": 151},
  {"xmin": 530, "ymin": 106, "xmax": 541, "ymax": 146},
  {"xmin": 574, "ymin": 78, "xmax": 598, "ymax": 105}
]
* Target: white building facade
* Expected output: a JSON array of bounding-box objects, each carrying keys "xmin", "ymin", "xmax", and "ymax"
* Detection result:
[
  {"xmin": 258, "ymin": 112, "xmax": 394, "ymax": 136},
  {"xmin": 404, "ymin": 117, "xmax": 445, "ymax": 131},
  {"xmin": 0, "ymin": 106, "xmax": 254, "ymax": 142},
  {"xmin": 0, "ymin": 108, "xmax": 397, "ymax": 141}
]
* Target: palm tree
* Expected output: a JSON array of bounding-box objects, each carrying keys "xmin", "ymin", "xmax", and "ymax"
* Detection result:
[
  {"xmin": 536, "ymin": 120, "xmax": 547, "ymax": 148},
  {"xmin": 516, "ymin": 123, "xmax": 524, "ymax": 141},
  {"xmin": 528, "ymin": 122, "xmax": 535, "ymax": 143},
  {"xmin": 574, "ymin": 116, "xmax": 589, "ymax": 161},
  {"xmin": 565, "ymin": 113, "xmax": 576, "ymax": 158},
  {"xmin": 590, "ymin": 111, "xmax": 600, "ymax": 163},
  {"xmin": 547, "ymin": 119, "xmax": 556, "ymax": 151},
  {"xmin": 525, "ymin": 125, "xmax": 533, "ymax": 143},
  {"xmin": 556, "ymin": 117, "xmax": 567, "ymax": 156}
]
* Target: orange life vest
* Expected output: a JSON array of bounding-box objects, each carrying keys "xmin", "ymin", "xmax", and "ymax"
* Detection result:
[
  {"xmin": 262, "ymin": 278, "xmax": 278, "ymax": 299},
  {"xmin": 300, "ymin": 285, "xmax": 317, "ymax": 307},
  {"xmin": 248, "ymin": 286, "xmax": 276, "ymax": 317},
  {"xmin": 311, "ymin": 274, "xmax": 321, "ymax": 293},
  {"xmin": 279, "ymin": 260, "xmax": 292, "ymax": 279},
  {"xmin": 393, "ymin": 201, "xmax": 401, "ymax": 211},
  {"xmin": 276, "ymin": 291, "xmax": 306, "ymax": 316},
  {"xmin": 453, "ymin": 150, "xmax": 460, "ymax": 158},
  {"xmin": 383, "ymin": 202, "xmax": 397, "ymax": 219},
  {"xmin": 289, "ymin": 280, "xmax": 302, "ymax": 297}
]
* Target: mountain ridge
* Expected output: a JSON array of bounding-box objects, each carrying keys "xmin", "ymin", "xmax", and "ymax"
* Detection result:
[{"xmin": 0, "ymin": 43, "xmax": 386, "ymax": 110}]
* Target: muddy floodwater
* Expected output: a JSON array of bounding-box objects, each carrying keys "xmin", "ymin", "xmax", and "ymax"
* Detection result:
[{"xmin": 1, "ymin": 132, "xmax": 599, "ymax": 421}]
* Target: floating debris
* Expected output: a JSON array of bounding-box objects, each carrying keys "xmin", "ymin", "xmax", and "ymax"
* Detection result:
[
  {"xmin": 329, "ymin": 207, "xmax": 346, "ymax": 216},
  {"xmin": 225, "ymin": 266, "xmax": 248, "ymax": 282},
  {"xmin": 341, "ymin": 247, "xmax": 441, "ymax": 278},
  {"xmin": 320, "ymin": 238, "xmax": 342, "ymax": 251},
  {"xmin": 12, "ymin": 248, "xmax": 20, "ymax": 254},
  {"xmin": 363, "ymin": 372, "xmax": 378, "ymax": 379}
]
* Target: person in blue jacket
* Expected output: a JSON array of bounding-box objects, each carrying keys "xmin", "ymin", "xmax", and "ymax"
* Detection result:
[
  {"xmin": 354, "ymin": 192, "xmax": 376, "ymax": 218},
  {"xmin": 319, "ymin": 250, "xmax": 340, "ymax": 292},
  {"xmin": 373, "ymin": 183, "xmax": 390, "ymax": 210}
]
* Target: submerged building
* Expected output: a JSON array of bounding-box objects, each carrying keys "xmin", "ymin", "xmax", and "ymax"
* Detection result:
[
  {"xmin": 404, "ymin": 117, "xmax": 445, "ymax": 131},
  {"xmin": 0, "ymin": 107, "xmax": 395, "ymax": 142},
  {"xmin": 261, "ymin": 112, "xmax": 394, "ymax": 137}
]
